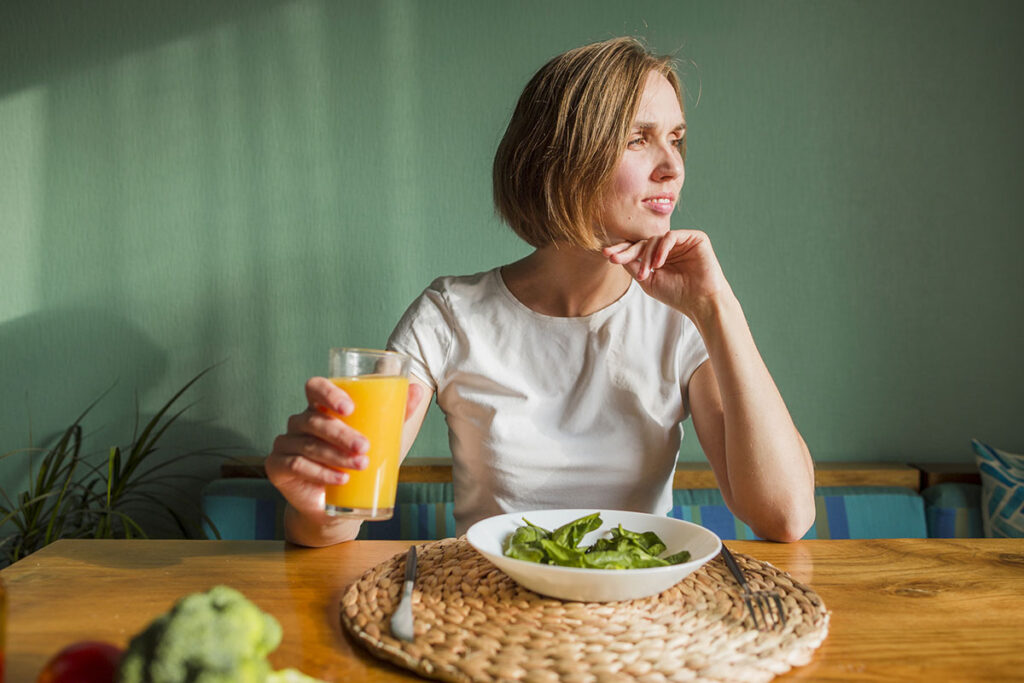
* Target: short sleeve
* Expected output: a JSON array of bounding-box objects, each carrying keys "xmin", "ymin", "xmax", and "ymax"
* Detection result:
[
  {"xmin": 677, "ymin": 318, "xmax": 710, "ymax": 417},
  {"xmin": 386, "ymin": 279, "xmax": 454, "ymax": 391}
]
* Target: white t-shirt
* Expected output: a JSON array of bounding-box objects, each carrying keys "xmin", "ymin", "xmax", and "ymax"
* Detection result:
[{"xmin": 387, "ymin": 268, "xmax": 709, "ymax": 535}]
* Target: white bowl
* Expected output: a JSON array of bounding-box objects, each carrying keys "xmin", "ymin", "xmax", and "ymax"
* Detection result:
[{"xmin": 465, "ymin": 509, "xmax": 722, "ymax": 602}]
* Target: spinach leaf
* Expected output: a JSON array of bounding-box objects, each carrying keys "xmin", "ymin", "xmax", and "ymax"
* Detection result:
[
  {"xmin": 510, "ymin": 523, "xmax": 547, "ymax": 546},
  {"xmin": 538, "ymin": 538, "xmax": 587, "ymax": 567},
  {"xmin": 609, "ymin": 524, "xmax": 666, "ymax": 556},
  {"xmin": 662, "ymin": 549, "xmax": 692, "ymax": 564},
  {"xmin": 505, "ymin": 542, "xmax": 546, "ymax": 563},
  {"xmin": 550, "ymin": 512, "xmax": 601, "ymax": 548}
]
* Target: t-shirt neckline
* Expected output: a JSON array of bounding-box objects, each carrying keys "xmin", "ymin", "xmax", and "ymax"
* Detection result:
[{"xmin": 492, "ymin": 267, "xmax": 637, "ymax": 324}]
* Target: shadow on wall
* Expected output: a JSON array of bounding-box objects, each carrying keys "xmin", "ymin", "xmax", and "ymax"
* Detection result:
[
  {"xmin": 0, "ymin": 306, "xmax": 258, "ymax": 539},
  {"xmin": 0, "ymin": 0, "xmax": 294, "ymax": 97},
  {"xmin": 0, "ymin": 306, "xmax": 168, "ymax": 448}
]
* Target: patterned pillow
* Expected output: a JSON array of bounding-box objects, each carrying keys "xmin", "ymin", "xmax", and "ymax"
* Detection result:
[{"xmin": 972, "ymin": 439, "xmax": 1024, "ymax": 538}]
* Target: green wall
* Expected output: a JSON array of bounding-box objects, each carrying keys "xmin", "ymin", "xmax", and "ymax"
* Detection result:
[{"xmin": 2, "ymin": 1, "xmax": 1022, "ymax": 519}]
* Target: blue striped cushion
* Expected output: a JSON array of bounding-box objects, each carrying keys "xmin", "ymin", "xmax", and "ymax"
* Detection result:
[
  {"xmin": 922, "ymin": 483, "xmax": 984, "ymax": 538},
  {"xmin": 201, "ymin": 478, "xmax": 287, "ymax": 540},
  {"xmin": 201, "ymin": 479, "xmax": 456, "ymax": 541},
  {"xmin": 669, "ymin": 488, "xmax": 760, "ymax": 539},
  {"xmin": 972, "ymin": 439, "xmax": 1024, "ymax": 538},
  {"xmin": 200, "ymin": 479, "xmax": 933, "ymax": 541},
  {"xmin": 670, "ymin": 486, "xmax": 927, "ymax": 539},
  {"xmin": 377, "ymin": 484, "xmax": 928, "ymax": 541},
  {"xmin": 357, "ymin": 482, "xmax": 456, "ymax": 540}
]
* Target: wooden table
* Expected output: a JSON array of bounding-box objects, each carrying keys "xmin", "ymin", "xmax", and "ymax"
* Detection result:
[{"xmin": 2, "ymin": 538, "xmax": 1022, "ymax": 681}]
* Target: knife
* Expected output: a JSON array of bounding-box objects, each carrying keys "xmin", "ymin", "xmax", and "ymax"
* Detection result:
[{"xmin": 390, "ymin": 545, "xmax": 417, "ymax": 642}]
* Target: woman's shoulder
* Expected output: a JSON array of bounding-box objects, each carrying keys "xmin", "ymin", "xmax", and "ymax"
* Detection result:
[
  {"xmin": 424, "ymin": 268, "xmax": 497, "ymax": 292},
  {"xmin": 418, "ymin": 268, "xmax": 505, "ymax": 308},
  {"xmin": 389, "ymin": 268, "xmax": 505, "ymax": 374}
]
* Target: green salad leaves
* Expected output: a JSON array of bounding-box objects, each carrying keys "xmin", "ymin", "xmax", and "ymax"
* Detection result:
[{"xmin": 503, "ymin": 512, "xmax": 691, "ymax": 570}]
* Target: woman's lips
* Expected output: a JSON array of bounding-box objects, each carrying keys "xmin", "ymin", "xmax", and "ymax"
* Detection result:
[{"xmin": 642, "ymin": 195, "xmax": 675, "ymax": 215}]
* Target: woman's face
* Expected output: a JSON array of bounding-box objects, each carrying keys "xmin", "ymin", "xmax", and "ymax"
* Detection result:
[{"xmin": 596, "ymin": 71, "xmax": 685, "ymax": 245}]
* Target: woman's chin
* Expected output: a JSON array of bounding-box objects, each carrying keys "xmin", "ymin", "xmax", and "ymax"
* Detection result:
[{"xmin": 616, "ymin": 227, "xmax": 672, "ymax": 244}]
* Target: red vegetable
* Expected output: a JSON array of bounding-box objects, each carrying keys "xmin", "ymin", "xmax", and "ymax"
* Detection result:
[{"xmin": 37, "ymin": 640, "xmax": 122, "ymax": 683}]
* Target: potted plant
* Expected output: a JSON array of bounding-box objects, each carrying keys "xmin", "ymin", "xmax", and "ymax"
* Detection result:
[{"xmin": 0, "ymin": 368, "xmax": 226, "ymax": 567}]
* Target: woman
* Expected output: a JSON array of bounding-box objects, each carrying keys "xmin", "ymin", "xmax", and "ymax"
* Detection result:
[{"xmin": 267, "ymin": 37, "xmax": 816, "ymax": 546}]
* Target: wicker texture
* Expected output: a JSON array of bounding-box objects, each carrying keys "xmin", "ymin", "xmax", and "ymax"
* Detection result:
[{"xmin": 341, "ymin": 538, "xmax": 829, "ymax": 682}]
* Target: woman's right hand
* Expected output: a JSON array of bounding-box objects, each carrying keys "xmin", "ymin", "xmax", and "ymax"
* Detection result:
[
  {"xmin": 266, "ymin": 376, "xmax": 428, "ymax": 528},
  {"xmin": 265, "ymin": 377, "xmax": 372, "ymax": 520}
]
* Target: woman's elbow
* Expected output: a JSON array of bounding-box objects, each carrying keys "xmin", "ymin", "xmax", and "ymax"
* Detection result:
[
  {"xmin": 761, "ymin": 518, "xmax": 813, "ymax": 543},
  {"xmin": 749, "ymin": 500, "xmax": 816, "ymax": 543}
]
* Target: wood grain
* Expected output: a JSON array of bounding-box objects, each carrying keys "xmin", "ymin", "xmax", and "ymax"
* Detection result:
[{"xmin": 2, "ymin": 538, "xmax": 1021, "ymax": 681}]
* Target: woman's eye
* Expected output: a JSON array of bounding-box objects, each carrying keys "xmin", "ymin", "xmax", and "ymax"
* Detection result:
[{"xmin": 627, "ymin": 136, "xmax": 645, "ymax": 148}]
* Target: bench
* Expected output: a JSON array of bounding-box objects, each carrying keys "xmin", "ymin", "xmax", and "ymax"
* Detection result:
[{"xmin": 201, "ymin": 458, "xmax": 983, "ymax": 541}]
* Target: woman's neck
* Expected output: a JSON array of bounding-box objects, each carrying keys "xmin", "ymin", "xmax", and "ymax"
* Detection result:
[{"xmin": 500, "ymin": 243, "xmax": 633, "ymax": 317}]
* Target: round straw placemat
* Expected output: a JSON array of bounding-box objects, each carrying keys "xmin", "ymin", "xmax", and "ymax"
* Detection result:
[{"xmin": 341, "ymin": 538, "xmax": 829, "ymax": 683}]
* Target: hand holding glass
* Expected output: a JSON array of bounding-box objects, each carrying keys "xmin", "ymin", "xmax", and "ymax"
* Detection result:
[{"xmin": 324, "ymin": 348, "xmax": 410, "ymax": 520}]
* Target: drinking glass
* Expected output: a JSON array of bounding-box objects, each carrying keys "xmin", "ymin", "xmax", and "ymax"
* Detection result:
[{"xmin": 324, "ymin": 348, "xmax": 410, "ymax": 519}]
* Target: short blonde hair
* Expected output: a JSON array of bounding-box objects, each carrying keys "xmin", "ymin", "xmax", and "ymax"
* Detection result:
[{"xmin": 493, "ymin": 37, "xmax": 683, "ymax": 250}]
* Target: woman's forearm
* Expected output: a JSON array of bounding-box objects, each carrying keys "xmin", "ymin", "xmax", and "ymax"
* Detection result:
[{"xmin": 691, "ymin": 289, "xmax": 816, "ymax": 541}]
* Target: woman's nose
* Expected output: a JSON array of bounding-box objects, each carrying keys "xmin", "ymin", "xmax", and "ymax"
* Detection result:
[{"xmin": 653, "ymin": 144, "xmax": 683, "ymax": 180}]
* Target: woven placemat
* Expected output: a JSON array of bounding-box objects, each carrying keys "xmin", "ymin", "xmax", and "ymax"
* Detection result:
[{"xmin": 341, "ymin": 538, "xmax": 829, "ymax": 683}]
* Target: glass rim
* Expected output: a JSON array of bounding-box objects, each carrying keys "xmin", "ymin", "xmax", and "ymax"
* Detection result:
[{"xmin": 329, "ymin": 347, "xmax": 411, "ymax": 361}]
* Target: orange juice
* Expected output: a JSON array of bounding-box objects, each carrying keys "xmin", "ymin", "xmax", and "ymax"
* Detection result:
[{"xmin": 325, "ymin": 374, "xmax": 409, "ymax": 516}]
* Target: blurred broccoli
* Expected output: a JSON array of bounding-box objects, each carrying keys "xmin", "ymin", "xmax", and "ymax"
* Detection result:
[{"xmin": 117, "ymin": 585, "xmax": 296, "ymax": 683}]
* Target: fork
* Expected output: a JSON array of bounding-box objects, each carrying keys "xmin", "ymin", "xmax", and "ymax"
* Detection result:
[{"xmin": 719, "ymin": 544, "xmax": 786, "ymax": 631}]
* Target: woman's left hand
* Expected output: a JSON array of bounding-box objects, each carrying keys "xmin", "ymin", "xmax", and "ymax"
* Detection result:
[{"xmin": 603, "ymin": 229, "xmax": 732, "ymax": 321}]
